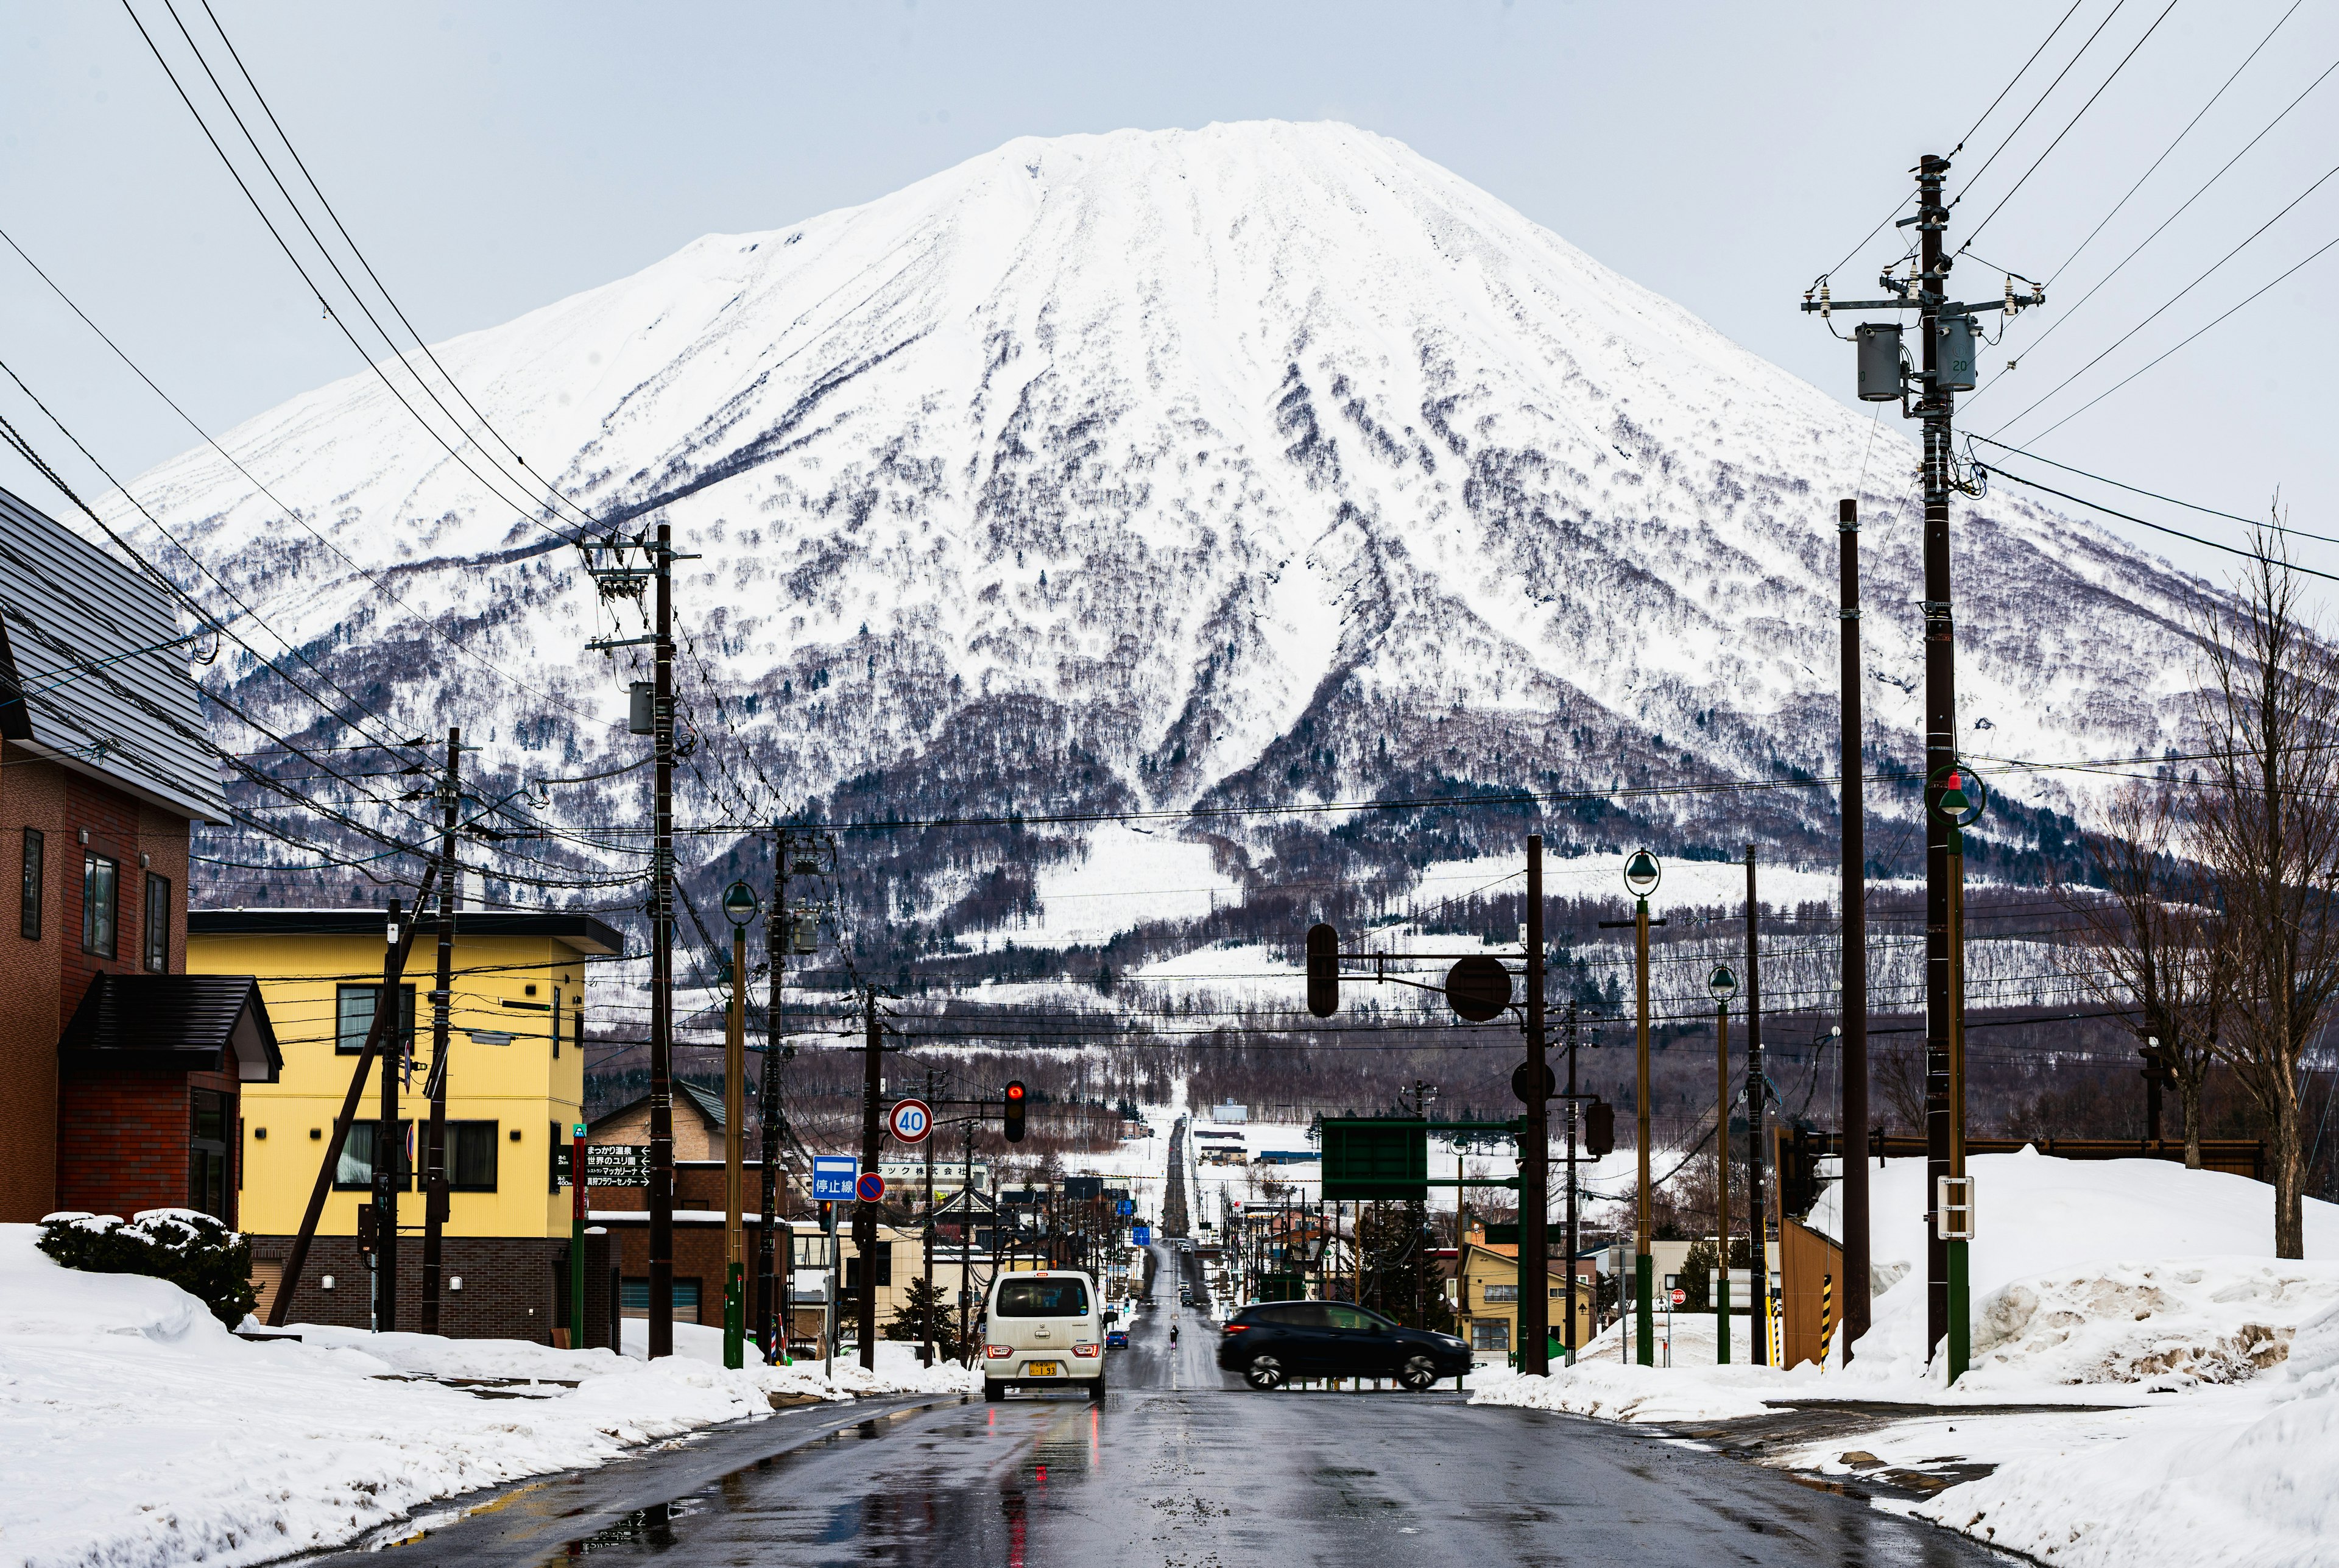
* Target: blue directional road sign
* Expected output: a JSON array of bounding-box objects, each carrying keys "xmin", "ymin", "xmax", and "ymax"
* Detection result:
[
  {"xmin": 812, "ymin": 1156, "xmax": 858, "ymax": 1202},
  {"xmin": 1132, "ymin": 1225, "xmax": 1151, "ymax": 1246},
  {"xmin": 1117, "ymin": 1199, "xmax": 1135, "ymax": 1216}
]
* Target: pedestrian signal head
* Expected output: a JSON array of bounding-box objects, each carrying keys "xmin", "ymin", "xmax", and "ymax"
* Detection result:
[
  {"xmin": 1305, "ymin": 923, "xmax": 1339, "ymax": 1018},
  {"xmin": 1004, "ymin": 1080, "xmax": 1028, "ymax": 1143},
  {"xmin": 1584, "ymin": 1100, "xmax": 1616, "ymax": 1159}
]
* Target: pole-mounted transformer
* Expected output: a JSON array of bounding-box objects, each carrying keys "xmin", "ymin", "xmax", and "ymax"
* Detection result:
[
  {"xmin": 1938, "ymin": 316, "xmax": 1979, "ymax": 392},
  {"xmin": 1855, "ymin": 323, "xmax": 1902, "ymax": 401}
]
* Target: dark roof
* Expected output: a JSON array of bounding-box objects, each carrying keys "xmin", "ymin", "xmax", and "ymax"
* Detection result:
[
  {"xmin": 590, "ymin": 1080, "xmax": 728, "ymax": 1132},
  {"xmin": 0, "ymin": 486, "xmax": 229, "ymax": 822},
  {"xmin": 60, "ymin": 974, "xmax": 281, "ymax": 1081},
  {"xmin": 189, "ymin": 907, "xmax": 624, "ymax": 955}
]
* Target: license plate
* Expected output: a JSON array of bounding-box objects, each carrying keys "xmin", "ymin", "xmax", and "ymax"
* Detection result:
[{"xmin": 1025, "ymin": 1361, "xmax": 1061, "ymax": 1377}]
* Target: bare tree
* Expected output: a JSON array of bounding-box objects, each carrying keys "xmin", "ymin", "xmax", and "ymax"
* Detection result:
[
  {"xmin": 2063, "ymin": 782, "xmax": 2232, "ymax": 1167},
  {"xmin": 2189, "ymin": 533, "xmax": 2339, "ymax": 1258}
]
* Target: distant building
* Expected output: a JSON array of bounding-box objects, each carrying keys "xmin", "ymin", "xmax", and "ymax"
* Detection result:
[
  {"xmin": 190, "ymin": 907, "xmax": 619, "ymax": 1340},
  {"xmin": 1209, "ymin": 1103, "xmax": 1247, "ymax": 1123},
  {"xmin": 1453, "ymin": 1227, "xmax": 1596, "ymax": 1355},
  {"xmin": 0, "ymin": 486, "xmax": 277, "ymax": 1227}
]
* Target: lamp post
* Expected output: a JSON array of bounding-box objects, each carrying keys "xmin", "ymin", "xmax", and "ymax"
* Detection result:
[
  {"xmin": 1708, "ymin": 963, "xmax": 1738, "ymax": 1365},
  {"xmin": 1929, "ymin": 764, "xmax": 1986, "ymax": 1382},
  {"xmin": 1623, "ymin": 848, "xmax": 1661, "ymax": 1367}
]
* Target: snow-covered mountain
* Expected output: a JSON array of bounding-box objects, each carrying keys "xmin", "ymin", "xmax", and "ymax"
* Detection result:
[{"xmin": 122, "ymin": 121, "xmax": 2206, "ymax": 930}]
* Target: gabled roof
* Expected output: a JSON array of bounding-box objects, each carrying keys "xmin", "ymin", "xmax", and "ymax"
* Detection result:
[
  {"xmin": 0, "ymin": 486, "xmax": 228, "ymax": 822},
  {"xmin": 59, "ymin": 974, "xmax": 281, "ymax": 1081},
  {"xmin": 590, "ymin": 1079, "xmax": 727, "ymax": 1132}
]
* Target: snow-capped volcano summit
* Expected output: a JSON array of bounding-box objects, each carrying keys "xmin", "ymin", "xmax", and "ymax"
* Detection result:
[{"xmin": 126, "ymin": 121, "xmax": 2202, "ymax": 911}]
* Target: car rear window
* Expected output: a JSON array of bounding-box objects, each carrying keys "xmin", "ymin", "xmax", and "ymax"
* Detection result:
[{"xmin": 995, "ymin": 1278, "xmax": 1090, "ymax": 1317}]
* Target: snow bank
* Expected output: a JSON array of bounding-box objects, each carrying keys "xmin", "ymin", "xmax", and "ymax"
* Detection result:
[
  {"xmin": 0, "ymin": 1225, "xmax": 973, "ymax": 1568},
  {"xmin": 1469, "ymin": 1358, "xmax": 1777, "ymax": 1422}
]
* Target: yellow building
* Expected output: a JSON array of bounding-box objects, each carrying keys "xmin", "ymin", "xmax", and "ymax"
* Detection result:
[
  {"xmin": 189, "ymin": 908, "xmax": 620, "ymax": 1341},
  {"xmin": 1453, "ymin": 1232, "xmax": 1596, "ymax": 1358}
]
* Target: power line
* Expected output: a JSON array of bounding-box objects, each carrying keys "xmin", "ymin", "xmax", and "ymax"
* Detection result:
[
  {"xmin": 1958, "ymin": 0, "xmax": 2183, "ymax": 249},
  {"xmin": 1953, "ymin": 0, "xmax": 2136, "ymax": 206},
  {"xmin": 1966, "ymin": 433, "xmax": 2327, "ymax": 542},
  {"xmin": 2044, "ymin": 0, "xmax": 2305, "ymax": 283},
  {"xmin": 1977, "ymin": 459, "xmax": 2339, "ymax": 581},
  {"xmin": 1988, "ymin": 157, "xmax": 2339, "ymax": 436}
]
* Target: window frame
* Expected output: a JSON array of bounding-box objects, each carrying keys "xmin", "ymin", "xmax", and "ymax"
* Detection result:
[
  {"xmin": 188, "ymin": 1088, "xmax": 230, "ymax": 1221},
  {"xmin": 143, "ymin": 871, "xmax": 171, "ymax": 973},
  {"xmin": 446, "ymin": 1119, "xmax": 499, "ymax": 1192},
  {"xmin": 332, "ymin": 1119, "xmax": 415, "ymax": 1191},
  {"xmin": 19, "ymin": 827, "xmax": 42, "ymax": 940},
  {"xmin": 80, "ymin": 850, "xmax": 118, "ymax": 958},
  {"xmin": 335, "ymin": 982, "xmax": 417, "ymax": 1055}
]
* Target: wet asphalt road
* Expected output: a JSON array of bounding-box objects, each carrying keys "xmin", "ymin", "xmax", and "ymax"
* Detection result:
[{"xmin": 323, "ymin": 1245, "xmax": 2006, "ymax": 1567}]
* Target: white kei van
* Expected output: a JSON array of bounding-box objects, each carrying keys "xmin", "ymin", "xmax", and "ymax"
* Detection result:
[{"xmin": 982, "ymin": 1269, "xmax": 1104, "ymax": 1400}]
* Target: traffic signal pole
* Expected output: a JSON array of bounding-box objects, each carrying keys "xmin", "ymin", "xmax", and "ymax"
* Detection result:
[
  {"xmin": 857, "ymin": 989, "xmax": 881, "ymax": 1372},
  {"xmin": 723, "ymin": 922, "xmax": 746, "ymax": 1370},
  {"xmin": 1519, "ymin": 835, "xmax": 1550, "ymax": 1375}
]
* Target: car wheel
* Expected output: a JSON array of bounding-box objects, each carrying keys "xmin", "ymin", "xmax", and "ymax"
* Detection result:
[
  {"xmin": 1087, "ymin": 1377, "xmax": 1106, "ymax": 1400},
  {"xmin": 984, "ymin": 1380, "xmax": 1005, "ymax": 1402},
  {"xmin": 1397, "ymin": 1355, "xmax": 1440, "ymax": 1392},
  {"xmin": 1244, "ymin": 1354, "xmax": 1286, "ymax": 1391}
]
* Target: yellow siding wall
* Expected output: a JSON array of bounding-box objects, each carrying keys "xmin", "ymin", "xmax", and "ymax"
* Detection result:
[{"xmin": 190, "ymin": 930, "xmax": 588, "ymax": 1239}]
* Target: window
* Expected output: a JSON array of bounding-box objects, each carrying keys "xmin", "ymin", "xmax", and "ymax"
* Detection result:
[
  {"xmin": 333, "ymin": 1120, "xmax": 415, "ymax": 1190},
  {"xmin": 993, "ymin": 1277, "xmax": 1087, "ymax": 1317},
  {"xmin": 1470, "ymin": 1320, "xmax": 1511, "ymax": 1352},
  {"xmin": 620, "ymin": 1277, "xmax": 702, "ymax": 1323},
  {"xmin": 143, "ymin": 872, "xmax": 171, "ymax": 972},
  {"xmin": 335, "ymin": 983, "xmax": 416, "ymax": 1054},
  {"xmin": 448, "ymin": 1121, "xmax": 499, "ymax": 1191},
  {"xmin": 1481, "ymin": 1283, "xmax": 1520, "ymax": 1303},
  {"xmin": 81, "ymin": 852, "xmax": 118, "ymax": 957},
  {"xmin": 188, "ymin": 1090, "xmax": 229, "ymax": 1221},
  {"xmin": 19, "ymin": 828, "xmax": 41, "ymax": 939}
]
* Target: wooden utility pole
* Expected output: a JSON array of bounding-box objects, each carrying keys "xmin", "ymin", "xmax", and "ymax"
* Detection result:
[
  {"xmin": 921, "ymin": 1064, "xmax": 939, "ymax": 1365},
  {"xmin": 420, "ymin": 728, "xmax": 459, "ymax": 1334},
  {"xmin": 648, "ymin": 518, "xmax": 677, "ymax": 1359},
  {"xmin": 856, "ymin": 988, "xmax": 882, "ymax": 1371},
  {"xmin": 1635, "ymin": 885, "xmax": 1653, "ymax": 1366},
  {"xmin": 1713, "ymin": 987, "xmax": 1732, "ymax": 1364},
  {"xmin": 1563, "ymin": 1000, "xmax": 1579, "ymax": 1365},
  {"xmin": 758, "ymin": 832, "xmax": 788, "ymax": 1361},
  {"xmin": 1838, "ymin": 496, "xmax": 1872, "ymax": 1360},
  {"xmin": 1745, "ymin": 846, "xmax": 1767, "ymax": 1366},
  {"xmin": 723, "ymin": 919, "xmax": 747, "ymax": 1369},
  {"xmin": 1917, "ymin": 152, "xmax": 1958, "ymax": 1368},
  {"xmin": 373, "ymin": 896, "xmax": 409, "ymax": 1332},
  {"xmin": 1519, "ymin": 834, "xmax": 1551, "ymax": 1373}
]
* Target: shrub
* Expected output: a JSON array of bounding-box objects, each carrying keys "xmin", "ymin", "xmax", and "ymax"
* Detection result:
[{"xmin": 37, "ymin": 1209, "xmax": 258, "ymax": 1328}]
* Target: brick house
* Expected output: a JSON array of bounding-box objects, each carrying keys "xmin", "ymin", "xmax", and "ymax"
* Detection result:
[{"xmin": 0, "ymin": 484, "xmax": 276, "ymax": 1227}]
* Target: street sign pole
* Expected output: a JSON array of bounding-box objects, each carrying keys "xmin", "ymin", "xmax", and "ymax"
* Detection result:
[{"xmin": 570, "ymin": 1121, "xmax": 588, "ymax": 1349}]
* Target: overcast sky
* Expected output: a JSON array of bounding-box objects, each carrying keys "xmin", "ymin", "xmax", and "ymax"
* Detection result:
[{"xmin": 4, "ymin": 0, "xmax": 2334, "ymax": 594}]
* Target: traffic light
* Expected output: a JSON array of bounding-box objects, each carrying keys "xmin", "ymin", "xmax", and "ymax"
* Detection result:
[
  {"xmin": 1584, "ymin": 1100, "xmax": 1615, "ymax": 1159},
  {"xmin": 1004, "ymin": 1081, "xmax": 1028, "ymax": 1143},
  {"xmin": 1306, "ymin": 923, "xmax": 1339, "ymax": 1018}
]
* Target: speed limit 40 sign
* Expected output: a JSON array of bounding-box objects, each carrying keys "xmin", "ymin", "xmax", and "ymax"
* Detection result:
[{"xmin": 887, "ymin": 1097, "xmax": 932, "ymax": 1144}]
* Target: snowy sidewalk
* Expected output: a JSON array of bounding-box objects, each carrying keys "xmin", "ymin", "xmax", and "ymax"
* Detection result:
[{"xmin": 0, "ymin": 1224, "xmax": 975, "ymax": 1568}]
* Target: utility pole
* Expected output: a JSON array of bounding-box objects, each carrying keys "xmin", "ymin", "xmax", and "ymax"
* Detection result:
[
  {"xmin": 1838, "ymin": 497, "xmax": 1872, "ymax": 1361},
  {"xmin": 1710, "ymin": 965, "xmax": 1735, "ymax": 1364},
  {"xmin": 959, "ymin": 1115, "xmax": 976, "ymax": 1364},
  {"xmin": 1600, "ymin": 852, "xmax": 1662, "ymax": 1366},
  {"xmin": 759, "ymin": 831, "xmax": 787, "ymax": 1363},
  {"xmin": 1801, "ymin": 150, "xmax": 2039, "ymax": 1375},
  {"xmin": 1519, "ymin": 834, "xmax": 1551, "ymax": 1375},
  {"xmin": 648, "ymin": 518, "xmax": 677, "ymax": 1360},
  {"xmin": 372, "ymin": 897, "xmax": 407, "ymax": 1333},
  {"xmin": 1745, "ymin": 847, "xmax": 1767, "ymax": 1367},
  {"xmin": 922, "ymin": 1064, "xmax": 938, "ymax": 1366},
  {"xmin": 420, "ymin": 728, "xmax": 459, "ymax": 1334},
  {"xmin": 1563, "ymin": 1000, "xmax": 1579, "ymax": 1366},
  {"xmin": 856, "ymin": 988, "xmax": 882, "ymax": 1372},
  {"xmin": 722, "ymin": 910, "xmax": 747, "ymax": 1370}
]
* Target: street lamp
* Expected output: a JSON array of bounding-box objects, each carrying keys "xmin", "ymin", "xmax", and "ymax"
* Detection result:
[
  {"xmin": 1623, "ymin": 848, "xmax": 1662, "ymax": 900},
  {"xmin": 1625, "ymin": 849, "xmax": 1660, "ymax": 1365}
]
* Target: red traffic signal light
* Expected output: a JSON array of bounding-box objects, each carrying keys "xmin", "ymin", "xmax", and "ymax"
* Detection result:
[{"xmin": 1004, "ymin": 1080, "xmax": 1028, "ymax": 1143}]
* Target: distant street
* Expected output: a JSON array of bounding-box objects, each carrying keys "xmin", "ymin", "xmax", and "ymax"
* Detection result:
[{"xmin": 326, "ymin": 1244, "xmax": 2002, "ymax": 1566}]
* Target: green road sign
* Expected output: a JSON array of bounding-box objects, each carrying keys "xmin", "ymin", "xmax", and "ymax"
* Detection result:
[{"xmin": 1322, "ymin": 1117, "xmax": 1429, "ymax": 1200}]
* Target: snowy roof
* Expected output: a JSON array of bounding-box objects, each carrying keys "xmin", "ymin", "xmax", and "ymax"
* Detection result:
[{"xmin": 0, "ymin": 486, "xmax": 228, "ymax": 822}]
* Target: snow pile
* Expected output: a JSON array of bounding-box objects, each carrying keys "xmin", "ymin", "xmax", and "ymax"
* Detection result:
[
  {"xmin": 0, "ymin": 1224, "xmax": 970, "ymax": 1568},
  {"xmin": 1966, "ymin": 1259, "xmax": 2338, "ymax": 1389},
  {"xmin": 1914, "ymin": 1303, "xmax": 2339, "ymax": 1568},
  {"xmin": 1469, "ymin": 1357, "xmax": 1776, "ymax": 1423}
]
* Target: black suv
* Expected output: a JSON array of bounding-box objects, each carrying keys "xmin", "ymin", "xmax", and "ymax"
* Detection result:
[{"xmin": 1216, "ymin": 1301, "xmax": 1470, "ymax": 1391}]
